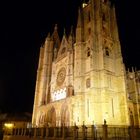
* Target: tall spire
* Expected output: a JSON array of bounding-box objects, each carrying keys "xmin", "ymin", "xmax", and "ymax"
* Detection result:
[
  {"xmin": 61, "ymin": 28, "xmax": 68, "ymax": 47},
  {"xmin": 70, "ymin": 26, "xmax": 74, "ymax": 36},
  {"xmin": 47, "ymin": 32, "xmax": 50, "ymax": 38},
  {"xmin": 51, "ymin": 24, "xmax": 60, "ymax": 49},
  {"xmin": 61, "ymin": 28, "xmax": 68, "ymax": 44},
  {"xmin": 54, "ymin": 24, "xmax": 57, "ymax": 31},
  {"xmin": 68, "ymin": 26, "xmax": 75, "ymax": 46},
  {"xmin": 63, "ymin": 28, "xmax": 66, "ymax": 36},
  {"xmin": 77, "ymin": 7, "xmax": 83, "ymax": 28},
  {"xmin": 51, "ymin": 24, "xmax": 59, "ymax": 40},
  {"xmin": 44, "ymin": 32, "xmax": 51, "ymax": 44},
  {"xmin": 76, "ymin": 7, "xmax": 84, "ymax": 42}
]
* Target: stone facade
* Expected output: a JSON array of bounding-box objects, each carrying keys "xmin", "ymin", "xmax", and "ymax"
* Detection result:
[
  {"xmin": 126, "ymin": 69, "xmax": 140, "ymax": 126},
  {"xmin": 32, "ymin": 0, "xmax": 139, "ymax": 127}
]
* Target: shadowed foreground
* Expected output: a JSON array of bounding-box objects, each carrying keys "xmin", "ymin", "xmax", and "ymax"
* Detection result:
[{"xmin": 3, "ymin": 122, "xmax": 140, "ymax": 140}]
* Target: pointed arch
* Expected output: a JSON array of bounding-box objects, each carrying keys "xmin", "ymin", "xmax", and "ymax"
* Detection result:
[
  {"xmin": 61, "ymin": 104, "xmax": 70, "ymax": 126},
  {"xmin": 38, "ymin": 112, "xmax": 47, "ymax": 127},
  {"xmin": 47, "ymin": 107, "xmax": 56, "ymax": 127}
]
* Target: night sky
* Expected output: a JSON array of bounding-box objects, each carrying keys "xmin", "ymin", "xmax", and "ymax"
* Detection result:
[{"xmin": 0, "ymin": 0, "xmax": 140, "ymax": 113}]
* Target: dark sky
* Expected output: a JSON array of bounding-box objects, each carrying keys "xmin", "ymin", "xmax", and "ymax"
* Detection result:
[{"xmin": 0, "ymin": 0, "xmax": 139, "ymax": 113}]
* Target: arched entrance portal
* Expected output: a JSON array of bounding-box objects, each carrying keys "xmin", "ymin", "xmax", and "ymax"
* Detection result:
[
  {"xmin": 47, "ymin": 107, "xmax": 56, "ymax": 127},
  {"xmin": 61, "ymin": 106, "xmax": 70, "ymax": 126},
  {"xmin": 38, "ymin": 113, "xmax": 46, "ymax": 127}
]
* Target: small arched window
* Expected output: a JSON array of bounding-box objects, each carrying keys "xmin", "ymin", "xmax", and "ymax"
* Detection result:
[
  {"xmin": 87, "ymin": 47, "xmax": 90, "ymax": 57},
  {"xmin": 106, "ymin": 49, "xmax": 109, "ymax": 56},
  {"xmin": 105, "ymin": 47, "xmax": 110, "ymax": 56}
]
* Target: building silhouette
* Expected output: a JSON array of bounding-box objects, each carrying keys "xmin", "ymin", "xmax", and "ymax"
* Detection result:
[{"xmin": 32, "ymin": 0, "xmax": 140, "ymax": 127}]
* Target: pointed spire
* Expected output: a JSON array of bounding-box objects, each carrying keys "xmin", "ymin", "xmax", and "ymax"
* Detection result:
[
  {"xmin": 68, "ymin": 26, "xmax": 74, "ymax": 45},
  {"xmin": 77, "ymin": 7, "xmax": 82, "ymax": 28},
  {"xmin": 76, "ymin": 7, "xmax": 84, "ymax": 42},
  {"xmin": 45, "ymin": 32, "xmax": 51, "ymax": 44},
  {"xmin": 51, "ymin": 24, "xmax": 60, "ymax": 49},
  {"xmin": 54, "ymin": 24, "xmax": 58, "ymax": 31},
  {"xmin": 61, "ymin": 28, "xmax": 68, "ymax": 44},
  {"xmin": 61, "ymin": 28, "xmax": 67, "ymax": 43},
  {"xmin": 70, "ymin": 26, "xmax": 74, "ymax": 36},
  {"xmin": 63, "ymin": 28, "xmax": 66, "ymax": 36},
  {"xmin": 132, "ymin": 67, "xmax": 134, "ymax": 73},
  {"xmin": 51, "ymin": 24, "xmax": 59, "ymax": 40},
  {"xmin": 46, "ymin": 33, "xmax": 51, "ymax": 41},
  {"xmin": 47, "ymin": 32, "xmax": 51, "ymax": 38},
  {"xmin": 128, "ymin": 68, "xmax": 130, "ymax": 73},
  {"xmin": 135, "ymin": 67, "xmax": 137, "ymax": 72}
]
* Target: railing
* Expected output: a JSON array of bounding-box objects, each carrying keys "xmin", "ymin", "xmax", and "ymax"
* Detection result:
[{"xmin": 4, "ymin": 122, "xmax": 140, "ymax": 140}]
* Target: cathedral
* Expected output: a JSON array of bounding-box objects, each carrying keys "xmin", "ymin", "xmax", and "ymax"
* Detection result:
[{"xmin": 32, "ymin": 0, "xmax": 140, "ymax": 127}]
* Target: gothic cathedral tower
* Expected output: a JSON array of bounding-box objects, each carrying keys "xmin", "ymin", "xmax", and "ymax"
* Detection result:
[{"xmin": 32, "ymin": 0, "xmax": 130, "ymax": 127}]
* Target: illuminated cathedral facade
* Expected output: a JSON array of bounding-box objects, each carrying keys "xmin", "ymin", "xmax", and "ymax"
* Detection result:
[{"xmin": 32, "ymin": 0, "xmax": 140, "ymax": 127}]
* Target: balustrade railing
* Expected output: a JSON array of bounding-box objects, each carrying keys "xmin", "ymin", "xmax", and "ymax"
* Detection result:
[{"xmin": 4, "ymin": 122, "xmax": 140, "ymax": 140}]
